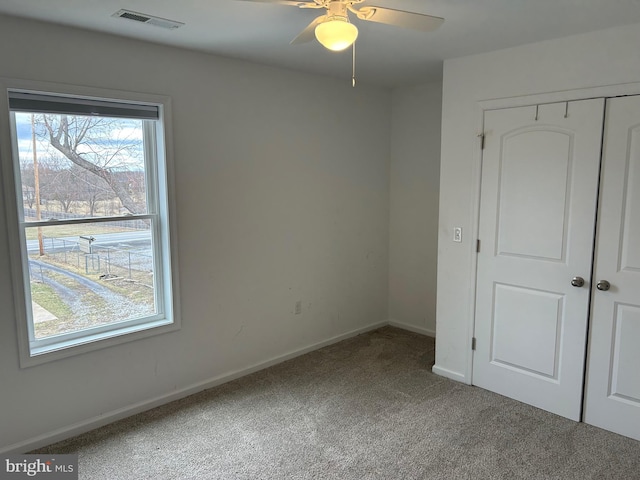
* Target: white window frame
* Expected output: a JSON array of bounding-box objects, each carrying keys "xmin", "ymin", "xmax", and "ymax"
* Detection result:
[{"xmin": 0, "ymin": 79, "xmax": 181, "ymax": 367}]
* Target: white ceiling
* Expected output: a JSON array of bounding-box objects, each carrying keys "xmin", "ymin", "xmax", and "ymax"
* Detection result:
[{"xmin": 2, "ymin": 0, "xmax": 640, "ymax": 87}]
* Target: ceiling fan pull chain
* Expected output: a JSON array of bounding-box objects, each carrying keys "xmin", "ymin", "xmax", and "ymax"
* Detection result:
[{"xmin": 352, "ymin": 41, "xmax": 357, "ymax": 87}]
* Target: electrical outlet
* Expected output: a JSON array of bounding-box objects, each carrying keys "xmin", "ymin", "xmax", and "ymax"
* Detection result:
[
  {"xmin": 295, "ymin": 301, "xmax": 302, "ymax": 315},
  {"xmin": 453, "ymin": 227, "xmax": 463, "ymax": 243}
]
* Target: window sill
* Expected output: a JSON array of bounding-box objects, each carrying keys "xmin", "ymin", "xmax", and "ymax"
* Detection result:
[{"xmin": 21, "ymin": 317, "xmax": 178, "ymax": 368}]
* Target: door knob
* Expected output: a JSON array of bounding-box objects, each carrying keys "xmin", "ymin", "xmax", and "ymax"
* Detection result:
[
  {"xmin": 571, "ymin": 276, "xmax": 585, "ymax": 287},
  {"xmin": 596, "ymin": 280, "xmax": 611, "ymax": 291}
]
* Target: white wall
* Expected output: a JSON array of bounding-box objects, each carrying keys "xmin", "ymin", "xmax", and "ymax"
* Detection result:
[
  {"xmin": 435, "ymin": 22, "xmax": 640, "ymax": 383},
  {"xmin": 0, "ymin": 14, "xmax": 392, "ymax": 451},
  {"xmin": 389, "ymin": 82, "xmax": 441, "ymax": 336}
]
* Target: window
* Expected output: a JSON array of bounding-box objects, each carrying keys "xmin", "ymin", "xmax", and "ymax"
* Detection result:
[{"xmin": 1, "ymin": 84, "xmax": 179, "ymax": 366}]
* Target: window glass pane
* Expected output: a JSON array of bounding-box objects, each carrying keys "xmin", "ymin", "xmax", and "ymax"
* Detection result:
[
  {"xmin": 14, "ymin": 112, "xmax": 148, "ymax": 221},
  {"xmin": 25, "ymin": 221, "xmax": 156, "ymax": 340}
]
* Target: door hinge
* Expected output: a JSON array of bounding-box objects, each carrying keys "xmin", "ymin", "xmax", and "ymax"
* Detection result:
[
  {"xmin": 472, "ymin": 337, "xmax": 477, "ymax": 351},
  {"xmin": 478, "ymin": 133, "xmax": 486, "ymax": 150},
  {"xmin": 476, "ymin": 239, "xmax": 481, "ymax": 253}
]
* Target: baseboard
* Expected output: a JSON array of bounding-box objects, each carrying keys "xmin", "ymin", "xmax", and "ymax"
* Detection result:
[
  {"xmin": 431, "ymin": 364, "xmax": 468, "ymax": 384},
  {"xmin": 1, "ymin": 321, "xmax": 387, "ymax": 454},
  {"xmin": 387, "ymin": 320, "xmax": 436, "ymax": 338}
]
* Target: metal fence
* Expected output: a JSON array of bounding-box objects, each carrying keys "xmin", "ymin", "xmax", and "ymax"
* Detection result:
[{"xmin": 38, "ymin": 236, "xmax": 153, "ymax": 282}]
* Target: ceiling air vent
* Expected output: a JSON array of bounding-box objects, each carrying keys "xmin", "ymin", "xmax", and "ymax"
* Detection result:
[{"xmin": 112, "ymin": 9, "xmax": 184, "ymax": 30}]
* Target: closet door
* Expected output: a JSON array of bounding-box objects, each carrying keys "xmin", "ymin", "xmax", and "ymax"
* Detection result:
[
  {"xmin": 473, "ymin": 100, "xmax": 605, "ymax": 420},
  {"xmin": 584, "ymin": 96, "xmax": 640, "ymax": 441}
]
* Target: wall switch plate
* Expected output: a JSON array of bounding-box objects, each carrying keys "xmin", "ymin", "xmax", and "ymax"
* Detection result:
[{"xmin": 453, "ymin": 227, "xmax": 463, "ymax": 243}]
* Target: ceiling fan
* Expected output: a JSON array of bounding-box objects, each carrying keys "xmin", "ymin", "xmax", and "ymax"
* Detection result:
[{"xmin": 237, "ymin": 0, "xmax": 444, "ymax": 52}]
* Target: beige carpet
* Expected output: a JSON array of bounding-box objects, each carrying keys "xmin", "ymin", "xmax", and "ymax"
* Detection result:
[{"xmin": 34, "ymin": 327, "xmax": 640, "ymax": 479}]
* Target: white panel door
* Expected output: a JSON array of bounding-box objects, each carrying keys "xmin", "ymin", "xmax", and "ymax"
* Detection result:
[
  {"xmin": 473, "ymin": 100, "xmax": 605, "ymax": 420},
  {"xmin": 584, "ymin": 96, "xmax": 640, "ymax": 440}
]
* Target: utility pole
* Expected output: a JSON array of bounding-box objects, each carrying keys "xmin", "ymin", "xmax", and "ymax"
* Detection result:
[{"xmin": 32, "ymin": 114, "xmax": 45, "ymax": 256}]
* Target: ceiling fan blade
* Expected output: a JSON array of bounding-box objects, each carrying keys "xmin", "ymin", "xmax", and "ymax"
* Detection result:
[
  {"xmin": 353, "ymin": 6, "xmax": 444, "ymax": 32},
  {"xmin": 236, "ymin": 0, "xmax": 316, "ymax": 7},
  {"xmin": 291, "ymin": 15, "xmax": 327, "ymax": 45}
]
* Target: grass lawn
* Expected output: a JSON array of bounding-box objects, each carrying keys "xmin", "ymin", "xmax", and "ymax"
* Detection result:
[
  {"xmin": 24, "ymin": 224, "xmax": 135, "ymax": 240},
  {"xmin": 30, "ymin": 281, "xmax": 73, "ymax": 334}
]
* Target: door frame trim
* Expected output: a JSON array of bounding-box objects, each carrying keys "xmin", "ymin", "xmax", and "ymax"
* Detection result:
[{"xmin": 467, "ymin": 81, "xmax": 640, "ymax": 386}]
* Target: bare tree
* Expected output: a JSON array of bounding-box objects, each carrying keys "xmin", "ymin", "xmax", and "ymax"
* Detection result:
[
  {"xmin": 20, "ymin": 161, "xmax": 36, "ymax": 209},
  {"xmin": 72, "ymin": 165, "xmax": 113, "ymax": 216},
  {"xmin": 38, "ymin": 115, "xmax": 145, "ymax": 214},
  {"xmin": 39, "ymin": 156, "xmax": 77, "ymax": 213}
]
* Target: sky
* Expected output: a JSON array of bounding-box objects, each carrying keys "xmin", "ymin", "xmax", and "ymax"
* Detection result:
[{"xmin": 14, "ymin": 112, "xmax": 146, "ymax": 172}]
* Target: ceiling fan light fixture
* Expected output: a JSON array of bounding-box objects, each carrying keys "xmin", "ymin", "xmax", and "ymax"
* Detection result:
[{"xmin": 314, "ymin": 16, "xmax": 358, "ymax": 52}]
